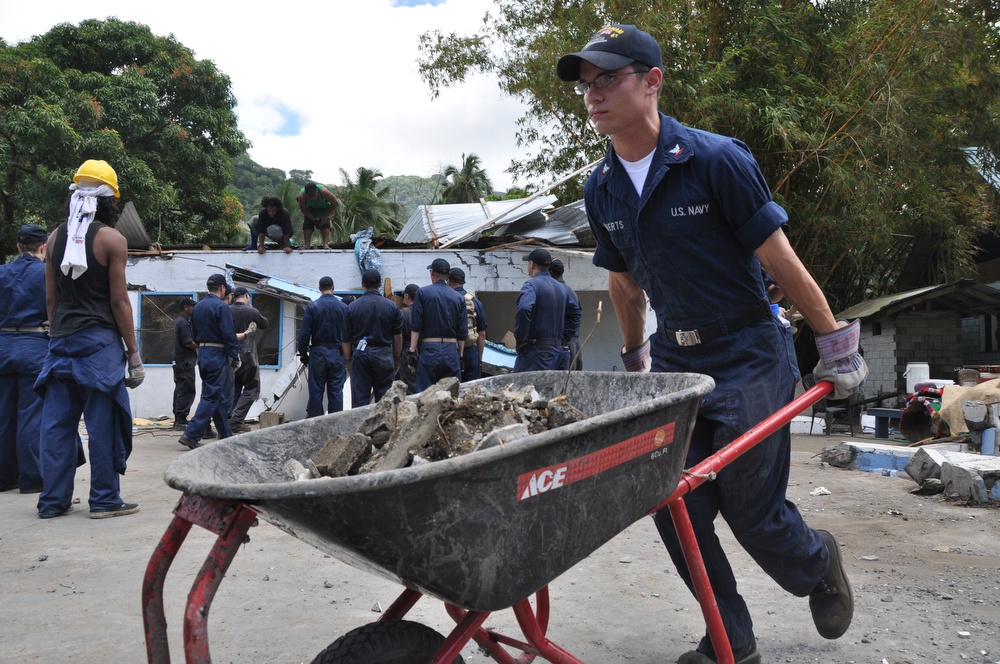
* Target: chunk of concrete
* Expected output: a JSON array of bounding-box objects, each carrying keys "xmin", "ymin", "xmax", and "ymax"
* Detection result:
[
  {"xmin": 361, "ymin": 389, "xmax": 454, "ymax": 473},
  {"xmin": 961, "ymin": 401, "xmax": 991, "ymax": 432},
  {"xmin": 943, "ymin": 455, "xmax": 1000, "ymax": 503},
  {"xmin": 477, "ymin": 423, "xmax": 530, "ymax": 451},
  {"xmin": 547, "ymin": 396, "xmax": 588, "ymax": 428},
  {"xmin": 313, "ymin": 432, "xmax": 372, "ymax": 477}
]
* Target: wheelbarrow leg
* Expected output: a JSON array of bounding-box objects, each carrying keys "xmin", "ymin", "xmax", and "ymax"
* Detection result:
[
  {"xmin": 143, "ymin": 513, "xmax": 194, "ymax": 664},
  {"xmin": 141, "ymin": 494, "xmax": 258, "ymax": 664}
]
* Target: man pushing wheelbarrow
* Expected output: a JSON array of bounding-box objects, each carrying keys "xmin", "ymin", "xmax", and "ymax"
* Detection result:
[{"xmin": 556, "ymin": 24, "xmax": 868, "ymax": 663}]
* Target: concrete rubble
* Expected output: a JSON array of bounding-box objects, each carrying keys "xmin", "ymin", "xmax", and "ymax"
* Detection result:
[
  {"xmin": 287, "ymin": 377, "xmax": 587, "ymax": 479},
  {"xmin": 820, "ymin": 390, "xmax": 1000, "ymax": 504}
]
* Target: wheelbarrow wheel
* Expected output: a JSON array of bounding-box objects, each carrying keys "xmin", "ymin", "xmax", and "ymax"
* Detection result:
[{"xmin": 311, "ymin": 620, "xmax": 465, "ymax": 664}]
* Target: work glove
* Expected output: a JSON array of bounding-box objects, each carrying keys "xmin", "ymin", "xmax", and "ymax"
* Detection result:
[
  {"xmin": 125, "ymin": 351, "xmax": 145, "ymax": 389},
  {"xmin": 245, "ymin": 321, "xmax": 257, "ymax": 336},
  {"xmin": 230, "ymin": 355, "xmax": 242, "ymax": 371},
  {"xmin": 404, "ymin": 349, "xmax": 418, "ymax": 372},
  {"xmin": 621, "ymin": 339, "xmax": 651, "ymax": 373},
  {"xmin": 460, "ymin": 356, "xmax": 469, "ymax": 377},
  {"xmin": 299, "ymin": 351, "xmax": 309, "ymax": 365},
  {"xmin": 812, "ymin": 320, "xmax": 868, "ymax": 400}
]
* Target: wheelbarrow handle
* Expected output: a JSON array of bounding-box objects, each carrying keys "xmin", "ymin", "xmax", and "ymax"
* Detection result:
[{"xmin": 659, "ymin": 379, "xmax": 834, "ymax": 507}]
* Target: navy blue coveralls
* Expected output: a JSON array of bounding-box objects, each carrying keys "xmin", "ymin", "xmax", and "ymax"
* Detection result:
[
  {"xmin": 298, "ymin": 293, "xmax": 349, "ymax": 416},
  {"xmin": 512, "ymin": 270, "xmax": 581, "ymax": 373},
  {"xmin": 411, "ymin": 280, "xmax": 466, "ymax": 392},
  {"xmin": 453, "ymin": 286, "xmax": 488, "ymax": 381},
  {"xmin": 36, "ymin": 222, "xmax": 133, "ymax": 516},
  {"xmin": 585, "ymin": 112, "xmax": 826, "ymax": 654},
  {"xmin": 345, "ymin": 290, "xmax": 403, "ymax": 407},
  {"xmin": 0, "ymin": 252, "xmax": 48, "ymax": 492},
  {"xmin": 172, "ymin": 313, "xmax": 197, "ymax": 421},
  {"xmin": 185, "ymin": 294, "xmax": 238, "ymax": 441}
]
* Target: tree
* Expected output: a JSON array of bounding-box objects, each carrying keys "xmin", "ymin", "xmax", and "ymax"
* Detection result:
[
  {"xmin": 438, "ymin": 153, "xmax": 494, "ymax": 204},
  {"xmin": 417, "ymin": 0, "xmax": 1000, "ymax": 313},
  {"xmin": 335, "ymin": 167, "xmax": 403, "ymax": 242},
  {"xmin": 0, "ymin": 19, "xmax": 250, "ymax": 256}
]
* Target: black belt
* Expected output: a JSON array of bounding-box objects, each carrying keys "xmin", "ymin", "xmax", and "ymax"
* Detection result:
[{"xmin": 661, "ymin": 304, "xmax": 771, "ymax": 346}]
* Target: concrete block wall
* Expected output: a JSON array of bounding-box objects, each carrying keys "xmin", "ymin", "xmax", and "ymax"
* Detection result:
[
  {"xmin": 860, "ymin": 318, "xmax": 898, "ymax": 398},
  {"xmin": 893, "ymin": 310, "xmax": 963, "ymax": 392},
  {"xmin": 960, "ymin": 316, "xmax": 1000, "ymax": 368}
]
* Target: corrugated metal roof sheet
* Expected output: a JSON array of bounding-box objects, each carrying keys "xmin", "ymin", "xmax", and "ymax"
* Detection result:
[
  {"xmin": 117, "ymin": 201, "xmax": 153, "ymax": 249},
  {"xmin": 837, "ymin": 279, "xmax": 1000, "ymax": 320},
  {"xmin": 396, "ymin": 196, "xmax": 558, "ymax": 246},
  {"xmin": 495, "ymin": 199, "xmax": 587, "ymax": 245}
]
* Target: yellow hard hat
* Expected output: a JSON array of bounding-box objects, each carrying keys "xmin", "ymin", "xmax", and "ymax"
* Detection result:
[{"xmin": 73, "ymin": 159, "xmax": 120, "ymax": 198}]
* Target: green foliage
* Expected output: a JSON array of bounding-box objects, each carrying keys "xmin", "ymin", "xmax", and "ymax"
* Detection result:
[
  {"xmin": 335, "ymin": 167, "xmax": 403, "ymax": 242},
  {"xmin": 0, "ymin": 18, "xmax": 249, "ymax": 255},
  {"xmin": 382, "ymin": 174, "xmax": 442, "ymax": 223},
  {"xmin": 417, "ymin": 0, "xmax": 1000, "ymax": 312},
  {"xmin": 438, "ymin": 153, "xmax": 494, "ymax": 203},
  {"xmin": 229, "ymin": 153, "xmax": 287, "ymax": 217}
]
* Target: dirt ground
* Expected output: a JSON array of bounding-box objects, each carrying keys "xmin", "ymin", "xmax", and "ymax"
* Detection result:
[{"xmin": 1, "ymin": 424, "xmax": 999, "ymax": 664}]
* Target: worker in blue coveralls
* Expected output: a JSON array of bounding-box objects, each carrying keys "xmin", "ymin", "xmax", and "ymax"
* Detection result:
[
  {"xmin": 408, "ymin": 258, "xmax": 466, "ymax": 392},
  {"xmin": 512, "ymin": 248, "xmax": 581, "ymax": 373},
  {"xmin": 178, "ymin": 274, "xmax": 247, "ymax": 450},
  {"xmin": 447, "ymin": 267, "xmax": 488, "ymax": 381},
  {"xmin": 558, "ymin": 25, "xmax": 869, "ymax": 664},
  {"xmin": 36, "ymin": 159, "xmax": 145, "ymax": 519},
  {"xmin": 298, "ymin": 276, "xmax": 350, "ymax": 415},
  {"xmin": 344, "ymin": 268, "xmax": 403, "ymax": 407},
  {"xmin": 0, "ymin": 225, "xmax": 50, "ymax": 494}
]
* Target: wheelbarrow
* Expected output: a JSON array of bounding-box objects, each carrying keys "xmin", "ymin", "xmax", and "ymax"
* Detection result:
[{"xmin": 142, "ymin": 371, "xmax": 831, "ymax": 664}]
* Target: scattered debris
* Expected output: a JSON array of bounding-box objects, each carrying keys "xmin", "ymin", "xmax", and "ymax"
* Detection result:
[
  {"xmin": 285, "ymin": 378, "xmax": 587, "ymax": 480},
  {"xmin": 809, "ymin": 487, "xmax": 831, "ymax": 496}
]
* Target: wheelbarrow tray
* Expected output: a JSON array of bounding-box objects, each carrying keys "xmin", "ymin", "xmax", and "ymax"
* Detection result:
[{"xmin": 163, "ymin": 371, "xmax": 713, "ymax": 612}]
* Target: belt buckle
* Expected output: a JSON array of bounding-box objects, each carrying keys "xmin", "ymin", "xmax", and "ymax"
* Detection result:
[{"xmin": 674, "ymin": 329, "xmax": 702, "ymax": 346}]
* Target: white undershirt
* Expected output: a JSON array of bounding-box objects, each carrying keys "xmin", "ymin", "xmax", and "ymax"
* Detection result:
[{"xmin": 618, "ymin": 149, "xmax": 656, "ymax": 196}]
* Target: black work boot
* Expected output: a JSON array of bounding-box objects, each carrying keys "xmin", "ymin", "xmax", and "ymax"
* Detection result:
[
  {"xmin": 810, "ymin": 530, "xmax": 854, "ymax": 639},
  {"xmin": 172, "ymin": 414, "xmax": 188, "ymax": 431},
  {"xmin": 676, "ymin": 633, "xmax": 760, "ymax": 664}
]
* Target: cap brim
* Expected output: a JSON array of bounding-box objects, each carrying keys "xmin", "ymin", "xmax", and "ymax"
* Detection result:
[{"xmin": 557, "ymin": 51, "xmax": 636, "ymax": 81}]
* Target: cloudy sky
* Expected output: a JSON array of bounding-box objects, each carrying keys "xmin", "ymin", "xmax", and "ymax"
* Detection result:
[{"xmin": 0, "ymin": 0, "xmax": 532, "ymax": 190}]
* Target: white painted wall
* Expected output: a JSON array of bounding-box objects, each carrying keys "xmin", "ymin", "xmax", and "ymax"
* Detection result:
[{"xmin": 124, "ymin": 247, "xmax": 656, "ymax": 420}]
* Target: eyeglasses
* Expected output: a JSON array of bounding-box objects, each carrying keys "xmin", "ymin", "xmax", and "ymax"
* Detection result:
[{"xmin": 573, "ymin": 69, "xmax": 649, "ymax": 95}]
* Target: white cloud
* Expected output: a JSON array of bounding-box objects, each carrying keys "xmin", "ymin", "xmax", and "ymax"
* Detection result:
[{"xmin": 1, "ymin": 0, "xmax": 529, "ymax": 190}]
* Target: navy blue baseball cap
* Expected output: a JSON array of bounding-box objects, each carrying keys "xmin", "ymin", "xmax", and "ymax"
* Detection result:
[
  {"xmin": 17, "ymin": 224, "xmax": 48, "ymax": 244},
  {"xmin": 557, "ymin": 25, "xmax": 663, "ymax": 81},
  {"xmin": 427, "ymin": 258, "xmax": 451, "ymax": 275},
  {"xmin": 522, "ymin": 248, "xmax": 552, "ymax": 266}
]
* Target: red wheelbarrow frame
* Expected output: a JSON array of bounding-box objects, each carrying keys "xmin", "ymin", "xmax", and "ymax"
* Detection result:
[{"xmin": 142, "ymin": 380, "xmax": 832, "ymax": 664}]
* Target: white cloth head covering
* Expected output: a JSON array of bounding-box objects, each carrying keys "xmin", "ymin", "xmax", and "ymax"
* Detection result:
[{"xmin": 60, "ymin": 182, "xmax": 116, "ymax": 280}]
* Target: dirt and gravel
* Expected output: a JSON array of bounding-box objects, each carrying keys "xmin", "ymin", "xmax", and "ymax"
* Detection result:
[{"xmin": 1, "ymin": 425, "xmax": 998, "ymax": 663}]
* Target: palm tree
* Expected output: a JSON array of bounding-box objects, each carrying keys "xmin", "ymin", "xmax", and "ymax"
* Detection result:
[
  {"xmin": 439, "ymin": 153, "xmax": 493, "ymax": 204},
  {"xmin": 335, "ymin": 167, "xmax": 403, "ymax": 241}
]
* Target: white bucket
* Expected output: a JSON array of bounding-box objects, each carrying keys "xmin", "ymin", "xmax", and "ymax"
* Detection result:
[{"xmin": 904, "ymin": 362, "xmax": 930, "ymax": 394}]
